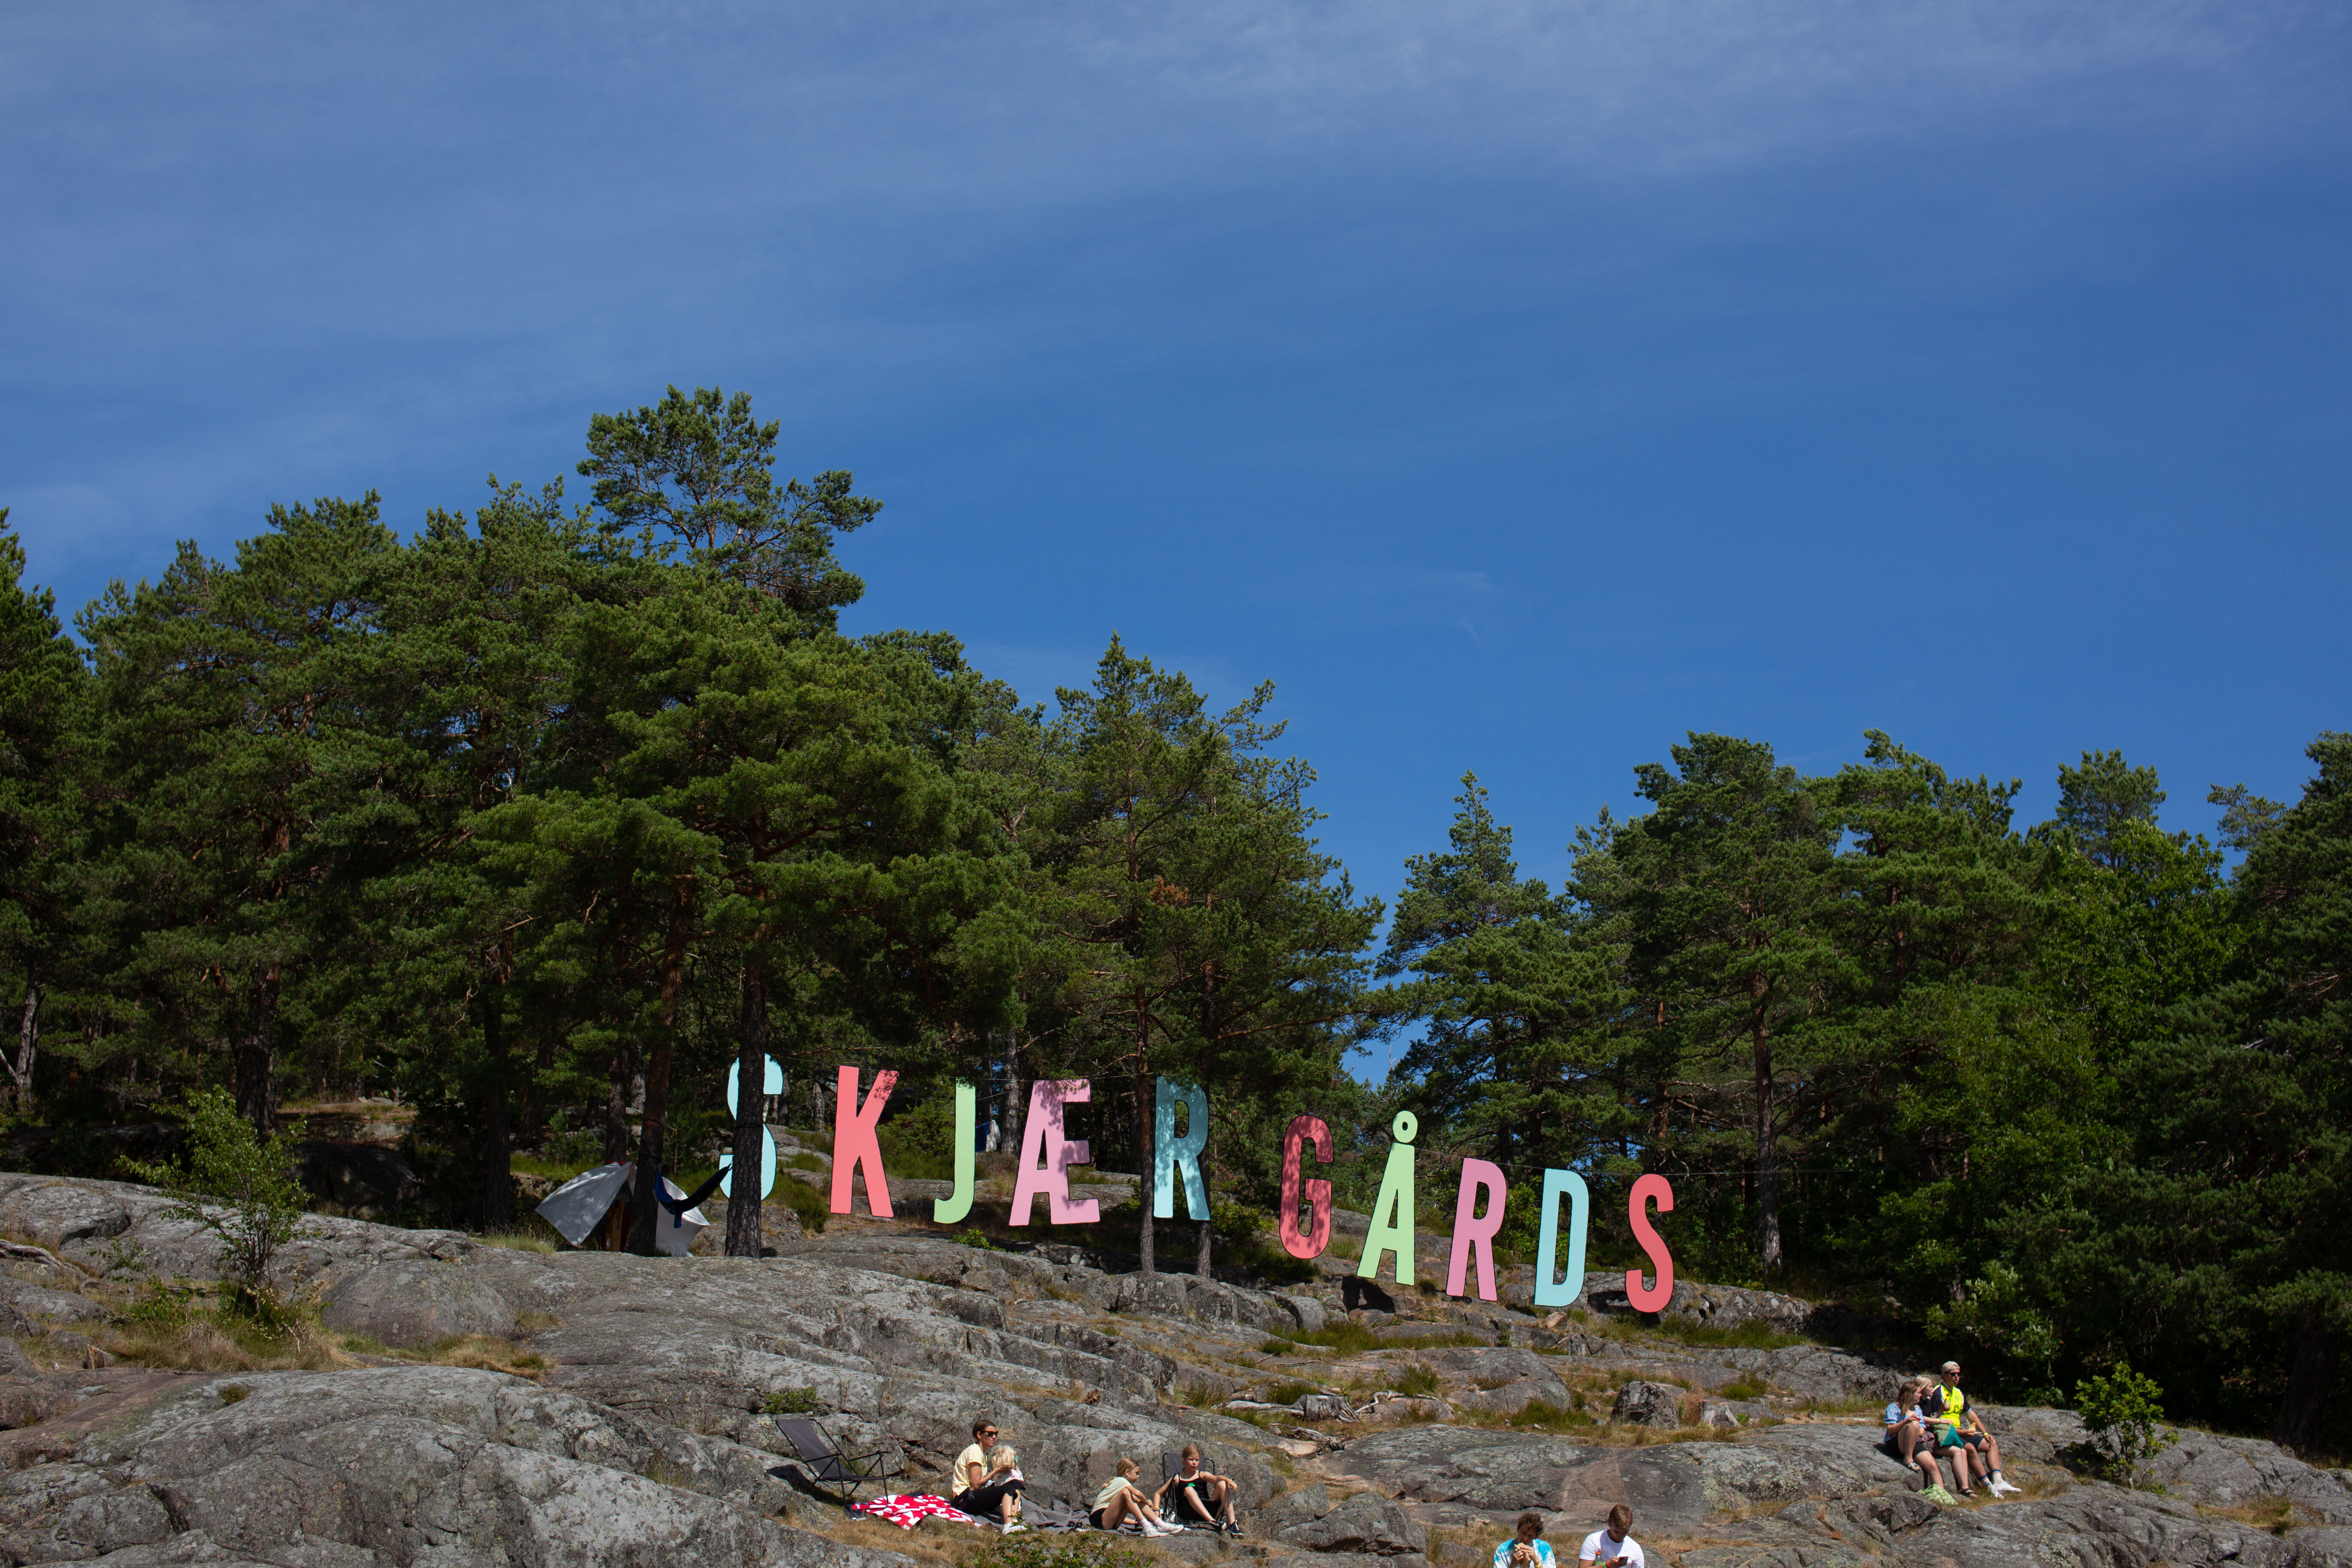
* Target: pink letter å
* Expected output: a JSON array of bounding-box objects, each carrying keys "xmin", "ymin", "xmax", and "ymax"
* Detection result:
[
  {"xmin": 1011, "ymin": 1080, "xmax": 1099, "ymax": 1226},
  {"xmin": 830, "ymin": 1066, "xmax": 898, "ymax": 1217}
]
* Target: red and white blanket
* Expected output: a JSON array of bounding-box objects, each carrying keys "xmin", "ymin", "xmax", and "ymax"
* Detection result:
[{"xmin": 852, "ymin": 1495, "xmax": 989, "ymax": 1530}]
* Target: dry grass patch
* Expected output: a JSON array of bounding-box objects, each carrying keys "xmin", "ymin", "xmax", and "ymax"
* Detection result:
[
  {"xmin": 397, "ymin": 1334, "xmax": 549, "ymax": 1380},
  {"xmin": 101, "ymin": 1317, "xmax": 353, "ymax": 1373},
  {"xmin": 2197, "ymin": 1495, "xmax": 2312, "ymax": 1535}
]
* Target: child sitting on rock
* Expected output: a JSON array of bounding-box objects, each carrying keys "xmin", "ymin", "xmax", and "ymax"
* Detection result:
[{"xmin": 1092, "ymin": 1458, "xmax": 1178, "ymax": 1536}]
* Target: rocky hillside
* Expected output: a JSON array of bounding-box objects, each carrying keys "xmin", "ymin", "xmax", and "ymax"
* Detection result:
[{"xmin": 0, "ymin": 1172, "xmax": 2343, "ymax": 1568}]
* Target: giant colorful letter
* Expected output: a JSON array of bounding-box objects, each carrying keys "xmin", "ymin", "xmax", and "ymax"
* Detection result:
[
  {"xmin": 719, "ymin": 1052, "xmax": 782, "ymax": 1200},
  {"xmin": 1357, "ymin": 1111, "xmax": 1419, "ymax": 1287},
  {"xmin": 1011, "ymin": 1080, "xmax": 1099, "ymax": 1226},
  {"xmin": 1531, "ymin": 1169, "xmax": 1589, "ymax": 1308},
  {"xmin": 933, "ymin": 1082, "xmax": 978, "ymax": 1225},
  {"xmin": 1153, "ymin": 1077, "xmax": 1210, "ymax": 1220},
  {"xmin": 829, "ymin": 1065, "xmax": 898, "ymax": 1217},
  {"xmin": 1445, "ymin": 1159, "xmax": 1508, "ymax": 1301},
  {"xmin": 1279, "ymin": 1115, "xmax": 1333, "ymax": 1259},
  {"xmin": 1626, "ymin": 1173, "xmax": 1675, "ymax": 1313}
]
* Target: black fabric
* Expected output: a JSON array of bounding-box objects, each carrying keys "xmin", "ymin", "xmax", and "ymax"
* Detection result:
[
  {"xmin": 953, "ymin": 1481, "xmax": 1023, "ymax": 1517},
  {"xmin": 1172, "ymin": 1479, "xmax": 1219, "ymax": 1517},
  {"xmin": 1090, "ymin": 1509, "xmax": 1109, "ymax": 1531}
]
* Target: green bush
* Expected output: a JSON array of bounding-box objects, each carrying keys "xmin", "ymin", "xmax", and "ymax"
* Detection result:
[
  {"xmin": 1265, "ymin": 1380, "xmax": 1323, "ymax": 1405},
  {"xmin": 878, "ymin": 1098, "xmax": 958, "ymax": 1181},
  {"xmin": 1393, "ymin": 1363, "xmax": 1441, "ymax": 1398},
  {"xmin": 125, "ymin": 1087, "xmax": 313, "ymax": 1319},
  {"xmin": 127, "ymin": 1278, "xmax": 201, "ymax": 1328},
  {"xmin": 774, "ymin": 1175, "xmax": 829, "ymax": 1234},
  {"xmin": 1923, "ymin": 1261, "xmax": 2062, "ymax": 1395},
  {"xmin": 2075, "ymin": 1361, "xmax": 2177, "ymax": 1489},
  {"xmin": 762, "ymin": 1386, "xmax": 822, "ymax": 1415}
]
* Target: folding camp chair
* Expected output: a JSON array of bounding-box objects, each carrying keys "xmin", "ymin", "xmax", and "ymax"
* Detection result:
[
  {"xmin": 773, "ymin": 1416, "xmax": 898, "ymax": 1506},
  {"xmin": 1160, "ymin": 1452, "xmax": 1223, "ymax": 1530}
]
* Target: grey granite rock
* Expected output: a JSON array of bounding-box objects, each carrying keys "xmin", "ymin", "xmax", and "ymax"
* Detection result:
[
  {"xmin": 0, "ymin": 1365, "xmax": 910, "ymax": 1568},
  {"xmin": 1278, "ymin": 1491, "xmax": 1426, "ymax": 1556},
  {"xmin": 0, "ymin": 1174, "xmax": 2344, "ymax": 1568},
  {"xmin": 1609, "ymin": 1382, "xmax": 1681, "ymax": 1428}
]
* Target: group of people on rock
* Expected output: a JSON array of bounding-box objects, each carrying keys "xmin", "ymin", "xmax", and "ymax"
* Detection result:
[
  {"xmin": 1882, "ymin": 1361, "xmax": 2021, "ymax": 1501},
  {"xmin": 1497, "ymin": 1506, "xmax": 1644, "ymax": 1568},
  {"xmin": 946, "ymin": 1413, "xmax": 1643, "ymax": 1554},
  {"xmin": 947, "ymin": 1416, "xmax": 1243, "ymax": 1536}
]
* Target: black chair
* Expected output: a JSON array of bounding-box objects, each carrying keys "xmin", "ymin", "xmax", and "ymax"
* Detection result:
[
  {"xmin": 1161, "ymin": 1450, "xmax": 1223, "ymax": 1529},
  {"xmin": 772, "ymin": 1415, "xmax": 897, "ymax": 1505}
]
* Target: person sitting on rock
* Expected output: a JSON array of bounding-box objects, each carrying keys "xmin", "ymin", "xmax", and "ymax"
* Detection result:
[
  {"xmin": 1578, "ymin": 1506, "xmax": 1643, "ymax": 1568},
  {"xmin": 1917, "ymin": 1374, "xmax": 1982, "ymax": 1499},
  {"xmin": 1494, "ymin": 1512, "xmax": 1555, "ymax": 1568},
  {"xmin": 1925, "ymin": 1362, "xmax": 2016, "ymax": 1496},
  {"xmin": 951, "ymin": 1416, "xmax": 1024, "ymax": 1527},
  {"xmin": 1092, "ymin": 1458, "xmax": 1179, "ymax": 1536},
  {"xmin": 1884, "ymin": 1378, "xmax": 1951, "ymax": 1498},
  {"xmin": 979, "ymin": 1446, "xmax": 1028, "ymax": 1531},
  {"xmin": 1156, "ymin": 1445, "xmax": 1241, "ymax": 1534}
]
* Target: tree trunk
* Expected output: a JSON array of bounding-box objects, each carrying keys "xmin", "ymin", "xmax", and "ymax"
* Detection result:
[
  {"xmin": 1752, "ymin": 983, "xmax": 1781, "ymax": 1271},
  {"xmin": 725, "ymin": 968, "xmax": 767, "ymax": 1258},
  {"xmin": 235, "ymin": 971, "xmax": 279, "ymax": 1139},
  {"xmin": 602, "ymin": 1037, "xmax": 637, "ymax": 1165},
  {"xmin": 11, "ymin": 963, "xmax": 40, "ymax": 1117},
  {"xmin": 2276, "ymin": 1309, "xmax": 2342, "ymax": 1453},
  {"xmin": 1001, "ymin": 1029, "xmax": 1023, "ymax": 1154},
  {"xmin": 1194, "ymin": 1146, "xmax": 1213, "ymax": 1276},
  {"xmin": 1134, "ymin": 1059, "xmax": 1155, "ymax": 1275},
  {"xmin": 628, "ymin": 909, "xmax": 690, "ymax": 1256},
  {"xmin": 476, "ymin": 993, "xmax": 513, "ymax": 1229},
  {"xmin": 626, "ymin": 1030, "xmax": 674, "ymax": 1255},
  {"xmin": 518, "ymin": 1028, "xmax": 557, "ymax": 1151}
]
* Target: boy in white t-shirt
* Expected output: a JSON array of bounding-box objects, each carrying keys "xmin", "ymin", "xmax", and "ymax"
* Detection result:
[{"xmin": 1579, "ymin": 1506, "xmax": 1644, "ymax": 1568}]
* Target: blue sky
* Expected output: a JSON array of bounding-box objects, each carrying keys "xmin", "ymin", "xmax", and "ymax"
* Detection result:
[{"xmin": 6, "ymin": 3, "xmax": 2349, "ymax": 988}]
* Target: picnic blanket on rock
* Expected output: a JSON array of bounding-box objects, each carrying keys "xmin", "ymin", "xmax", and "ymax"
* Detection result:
[{"xmin": 852, "ymin": 1495, "xmax": 988, "ymax": 1530}]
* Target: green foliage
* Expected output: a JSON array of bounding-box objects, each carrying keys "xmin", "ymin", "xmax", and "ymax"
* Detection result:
[
  {"xmin": 761, "ymin": 1386, "xmax": 821, "ymax": 1415},
  {"xmin": 126, "ymin": 1278, "xmax": 201, "ymax": 1328},
  {"xmin": 2074, "ymin": 1362, "xmax": 2178, "ymax": 1488},
  {"xmin": 1922, "ymin": 1262, "xmax": 2061, "ymax": 1396},
  {"xmin": 880, "ymin": 1096, "xmax": 958, "ymax": 1181},
  {"xmin": 1514, "ymin": 1399, "xmax": 1594, "ymax": 1432},
  {"xmin": 125, "ymin": 1087, "xmax": 311, "ymax": 1302},
  {"xmin": 1392, "ymin": 1364, "xmax": 1441, "ymax": 1397},
  {"xmin": 953, "ymin": 1227, "xmax": 999, "ymax": 1251},
  {"xmin": 966, "ymin": 1530, "xmax": 1151, "ymax": 1568},
  {"xmin": 774, "ymin": 1175, "xmax": 830, "ymax": 1234},
  {"xmin": 1261, "ymin": 1320, "xmax": 1386, "ymax": 1356},
  {"xmin": 8, "ymin": 382, "xmax": 2346, "ymax": 1449},
  {"xmin": 1264, "ymin": 1380, "xmax": 1323, "ymax": 1404},
  {"xmin": 1647, "ymin": 1317, "xmax": 1808, "ymax": 1350}
]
